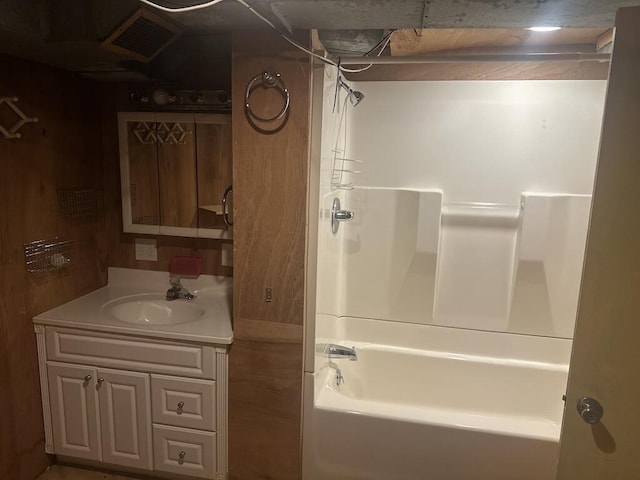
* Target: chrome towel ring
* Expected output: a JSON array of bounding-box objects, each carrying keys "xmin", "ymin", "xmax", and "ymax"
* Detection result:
[{"xmin": 244, "ymin": 71, "xmax": 290, "ymax": 123}]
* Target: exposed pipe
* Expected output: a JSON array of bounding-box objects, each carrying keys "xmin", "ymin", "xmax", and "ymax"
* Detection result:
[{"xmin": 337, "ymin": 52, "xmax": 611, "ymax": 65}]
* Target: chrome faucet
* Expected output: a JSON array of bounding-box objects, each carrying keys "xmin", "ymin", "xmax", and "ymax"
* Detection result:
[
  {"xmin": 166, "ymin": 276, "xmax": 196, "ymax": 301},
  {"xmin": 325, "ymin": 344, "xmax": 357, "ymax": 361}
]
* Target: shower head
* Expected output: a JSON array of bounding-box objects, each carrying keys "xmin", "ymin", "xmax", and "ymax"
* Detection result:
[
  {"xmin": 350, "ymin": 90, "xmax": 365, "ymax": 107},
  {"xmin": 338, "ymin": 76, "xmax": 365, "ymax": 107}
]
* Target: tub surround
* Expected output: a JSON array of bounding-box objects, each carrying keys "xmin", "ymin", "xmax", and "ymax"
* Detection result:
[
  {"xmin": 322, "ymin": 187, "xmax": 592, "ymax": 338},
  {"xmin": 33, "ymin": 267, "xmax": 232, "ymax": 480}
]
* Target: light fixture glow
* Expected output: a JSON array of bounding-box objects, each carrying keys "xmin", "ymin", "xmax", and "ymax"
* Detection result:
[{"xmin": 527, "ymin": 26, "xmax": 562, "ymax": 32}]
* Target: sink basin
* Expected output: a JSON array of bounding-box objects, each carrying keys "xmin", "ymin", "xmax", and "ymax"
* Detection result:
[{"xmin": 102, "ymin": 294, "xmax": 205, "ymax": 326}]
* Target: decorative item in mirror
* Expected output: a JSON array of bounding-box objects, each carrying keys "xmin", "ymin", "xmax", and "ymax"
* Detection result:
[
  {"xmin": 157, "ymin": 122, "xmax": 191, "ymax": 144},
  {"xmin": 132, "ymin": 122, "xmax": 157, "ymax": 144},
  {"xmin": 132, "ymin": 122, "xmax": 192, "ymax": 145}
]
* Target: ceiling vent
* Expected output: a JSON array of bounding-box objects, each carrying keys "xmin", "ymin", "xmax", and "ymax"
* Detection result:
[{"xmin": 101, "ymin": 9, "xmax": 183, "ymax": 63}]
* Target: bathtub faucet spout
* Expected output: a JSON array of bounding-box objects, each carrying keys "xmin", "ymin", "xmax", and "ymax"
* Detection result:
[{"xmin": 325, "ymin": 344, "xmax": 357, "ymax": 361}]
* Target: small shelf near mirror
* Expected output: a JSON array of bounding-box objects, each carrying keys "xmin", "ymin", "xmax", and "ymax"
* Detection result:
[{"xmin": 118, "ymin": 112, "xmax": 232, "ymax": 239}]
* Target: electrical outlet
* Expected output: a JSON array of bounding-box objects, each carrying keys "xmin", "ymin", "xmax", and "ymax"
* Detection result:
[
  {"xmin": 135, "ymin": 238, "xmax": 157, "ymax": 261},
  {"xmin": 221, "ymin": 243, "xmax": 233, "ymax": 266},
  {"xmin": 265, "ymin": 288, "xmax": 273, "ymax": 303}
]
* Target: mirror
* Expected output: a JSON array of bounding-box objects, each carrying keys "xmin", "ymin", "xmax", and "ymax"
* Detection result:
[{"xmin": 118, "ymin": 112, "xmax": 232, "ymax": 238}]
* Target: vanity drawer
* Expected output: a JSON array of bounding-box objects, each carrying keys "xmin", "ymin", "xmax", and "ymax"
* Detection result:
[
  {"xmin": 153, "ymin": 424, "xmax": 216, "ymax": 479},
  {"xmin": 46, "ymin": 327, "xmax": 216, "ymax": 379},
  {"xmin": 152, "ymin": 375, "xmax": 216, "ymax": 431}
]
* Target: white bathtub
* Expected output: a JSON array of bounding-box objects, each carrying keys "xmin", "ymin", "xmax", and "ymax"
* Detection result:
[{"xmin": 303, "ymin": 316, "xmax": 571, "ymax": 480}]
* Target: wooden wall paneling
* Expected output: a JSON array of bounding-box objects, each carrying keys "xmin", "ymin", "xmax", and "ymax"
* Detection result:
[
  {"xmin": 228, "ymin": 335, "xmax": 304, "ymax": 480},
  {"xmin": 230, "ymin": 30, "xmax": 311, "ymax": 480},
  {"xmin": 127, "ymin": 123, "xmax": 160, "ymax": 226},
  {"xmin": 232, "ymin": 31, "xmax": 310, "ymax": 326},
  {"xmin": 101, "ymin": 85, "xmax": 232, "ymax": 276},
  {"xmin": 196, "ymin": 119, "xmax": 232, "ymax": 230},
  {"xmin": 157, "ymin": 121, "xmax": 198, "ymax": 228},
  {"xmin": 0, "ymin": 54, "xmax": 109, "ymax": 480}
]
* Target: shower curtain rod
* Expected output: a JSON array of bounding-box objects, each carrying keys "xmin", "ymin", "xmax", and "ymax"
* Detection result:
[{"xmin": 337, "ymin": 52, "xmax": 611, "ymax": 65}]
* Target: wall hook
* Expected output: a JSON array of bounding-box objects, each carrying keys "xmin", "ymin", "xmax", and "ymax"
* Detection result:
[{"xmin": 0, "ymin": 97, "xmax": 38, "ymax": 139}]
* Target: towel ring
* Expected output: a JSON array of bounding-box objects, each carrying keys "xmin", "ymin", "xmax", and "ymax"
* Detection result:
[
  {"xmin": 222, "ymin": 185, "xmax": 233, "ymax": 227},
  {"xmin": 244, "ymin": 71, "xmax": 290, "ymax": 123}
]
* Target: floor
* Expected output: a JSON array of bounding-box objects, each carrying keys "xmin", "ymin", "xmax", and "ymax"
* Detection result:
[{"xmin": 37, "ymin": 465, "xmax": 146, "ymax": 480}]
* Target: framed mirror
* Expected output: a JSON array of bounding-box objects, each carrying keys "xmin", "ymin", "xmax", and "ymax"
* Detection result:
[{"xmin": 118, "ymin": 112, "xmax": 232, "ymax": 239}]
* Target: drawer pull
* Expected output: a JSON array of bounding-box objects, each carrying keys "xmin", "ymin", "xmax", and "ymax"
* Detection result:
[
  {"xmin": 178, "ymin": 451, "xmax": 185, "ymax": 465},
  {"xmin": 177, "ymin": 401, "xmax": 184, "ymax": 414}
]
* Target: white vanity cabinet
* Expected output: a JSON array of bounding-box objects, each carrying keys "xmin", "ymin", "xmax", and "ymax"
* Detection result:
[
  {"xmin": 47, "ymin": 363, "xmax": 152, "ymax": 469},
  {"xmin": 35, "ymin": 325, "xmax": 229, "ymax": 480}
]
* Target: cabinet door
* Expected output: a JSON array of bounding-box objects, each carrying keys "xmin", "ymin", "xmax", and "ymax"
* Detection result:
[
  {"xmin": 97, "ymin": 368, "xmax": 153, "ymax": 470},
  {"xmin": 47, "ymin": 362, "xmax": 101, "ymax": 460}
]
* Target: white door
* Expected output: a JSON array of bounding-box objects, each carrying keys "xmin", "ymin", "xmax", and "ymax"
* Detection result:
[
  {"xmin": 556, "ymin": 6, "xmax": 640, "ymax": 479},
  {"xmin": 97, "ymin": 368, "xmax": 153, "ymax": 470},
  {"xmin": 47, "ymin": 362, "xmax": 101, "ymax": 461}
]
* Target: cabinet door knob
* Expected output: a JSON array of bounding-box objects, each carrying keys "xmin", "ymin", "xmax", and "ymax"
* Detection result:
[
  {"xmin": 84, "ymin": 375, "xmax": 92, "ymax": 383},
  {"xmin": 97, "ymin": 377, "xmax": 105, "ymax": 386},
  {"xmin": 178, "ymin": 451, "xmax": 186, "ymax": 465},
  {"xmin": 177, "ymin": 401, "xmax": 184, "ymax": 414}
]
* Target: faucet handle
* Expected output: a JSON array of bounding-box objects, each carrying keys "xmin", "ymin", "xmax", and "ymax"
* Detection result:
[{"xmin": 169, "ymin": 275, "xmax": 182, "ymax": 288}]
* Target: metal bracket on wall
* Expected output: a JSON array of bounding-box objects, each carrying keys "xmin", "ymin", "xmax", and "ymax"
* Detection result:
[
  {"xmin": 421, "ymin": 0, "xmax": 431, "ymax": 29},
  {"xmin": 0, "ymin": 97, "xmax": 38, "ymax": 139}
]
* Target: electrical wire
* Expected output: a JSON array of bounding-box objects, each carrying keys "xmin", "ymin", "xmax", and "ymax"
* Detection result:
[
  {"xmin": 363, "ymin": 29, "xmax": 395, "ymax": 56},
  {"xmin": 138, "ymin": 0, "xmax": 225, "ymax": 12},
  {"xmin": 339, "ymin": 31, "xmax": 394, "ymax": 73},
  {"xmin": 137, "ymin": 0, "xmax": 394, "ymax": 74}
]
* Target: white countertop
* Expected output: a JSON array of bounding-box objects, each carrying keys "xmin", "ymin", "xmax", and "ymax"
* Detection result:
[{"xmin": 34, "ymin": 267, "xmax": 233, "ymax": 346}]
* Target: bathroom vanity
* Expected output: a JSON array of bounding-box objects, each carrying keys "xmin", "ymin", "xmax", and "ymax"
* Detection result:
[{"xmin": 33, "ymin": 268, "xmax": 232, "ymax": 480}]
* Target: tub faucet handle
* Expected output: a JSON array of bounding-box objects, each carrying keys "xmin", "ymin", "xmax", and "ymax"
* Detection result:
[{"xmin": 331, "ymin": 198, "xmax": 354, "ymax": 234}]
